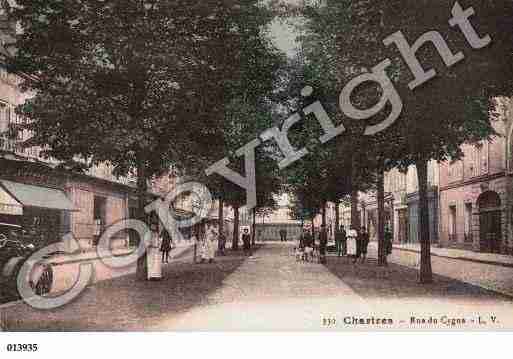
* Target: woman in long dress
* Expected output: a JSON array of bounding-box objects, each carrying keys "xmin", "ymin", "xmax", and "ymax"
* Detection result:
[
  {"xmin": 201, "ymin": 226, "xmax": 217, "ymax": 263},
  {"xmin": 346, "ymin": 226, "xmax": 358, "ymax": 257},
  {"xmin": 147, "ymin": 223, "xmax": 162, "ymax": 280}
]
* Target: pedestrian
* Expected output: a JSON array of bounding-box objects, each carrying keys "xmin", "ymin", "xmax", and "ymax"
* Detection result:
[
  {"xmin": 160, "ymin": 229, "xmax": 172, "ymax": 263},
  {"xmin": 218, "ymin": 229, "xmax": 226, "ymax": 256},
  {"xmin": 335, "ymin": 225, "xmax": 347, "ymax": 257},
  {"xmin": 347, "ymin": 225, "xmax": 358, "ymax": 260},
  {"xmin": 319, "ymin": 225, "xmax": 328, "ymax": 264},
  {"xmin": 305, "ymin": 228, "xmax": 315, "ymax": 262},
  {"xmin": 384, "ymin": 225, "xmax": 393, "ymax": 266},
  {"xmin": 341, "ymin": 225, "xmax": 347, "ymax": 256},
  {"xmin": 198, "ymin": 224, "xmax": 208, "ymax": 263},
  {"xmin": 298, "ymin": 228, "xmax": 306, "ymax": 249},
  {"xmin": 360, "ymin": 226, "xmax": 370, "ymax": 264},
  {"xmin": 351, "ymin": 226, "xmax": 362, "ymax": 264},
  {"xmin": 279, "ymin": 228, "xmax": 287, "ymax": 242},
  {"xmin": 242, "ymin": 228, "xmax": 252, "ymax": 256},
  {"xmin": 205, "ymin": 225, "xmax": 217, "ymax": 263},
  {"xmin": 147, "ymin": 222, "xmax": 162, "ymax": 280}
]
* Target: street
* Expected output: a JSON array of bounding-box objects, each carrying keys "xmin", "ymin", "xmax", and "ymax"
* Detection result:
[{"xmin": 2, "ymin": 242, "xmax": 513, "ymax": 331}]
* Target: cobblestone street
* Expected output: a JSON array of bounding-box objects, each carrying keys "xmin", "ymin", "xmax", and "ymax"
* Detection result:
[{"xmin": 2, "ymin": 242, "xmax": 513, "ymax": 331}]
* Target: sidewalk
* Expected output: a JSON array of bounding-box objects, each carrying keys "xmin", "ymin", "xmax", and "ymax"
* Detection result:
[
  {"xmin": 0, "ymin": 243, "xmax": 195, "ymax": 307},
  {"xmin": 392, "ymin": 242, "xmax": 513, "ymax": 267},
  {"xmin": 1, "ymin": 245, "xmax": 263, "ymax": 331}
]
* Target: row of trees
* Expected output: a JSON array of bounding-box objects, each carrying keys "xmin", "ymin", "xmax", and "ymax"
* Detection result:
[
  {"xmin": 2, "ymin": 0, "xmax": 286, "ymax": 279},
  {"xmin": 285, "ymin": 0, "xmax": 513, "ymax": 282}
]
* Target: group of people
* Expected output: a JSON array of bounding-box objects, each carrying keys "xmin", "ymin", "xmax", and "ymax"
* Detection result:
[
  {"xmin": 194, "ymin": 225, "xmax": 254, "ymax": 263},
  {"xmin": 342, "ymin": 226, "xmax": 371, "ymax": 263},
  {"xmin": 335, "ymin": 225, "xmax": 393, "ymax": 264},
  {"xmin": 296, "ymin": 224, "xmax": 329, "ymax": 263},
  {"xmin": 156, "ymin": 221, "xmax": 221, "ymax": 265},
  {"xmin": 296, "ymin": 224, "xmax": 393, "ymax": 265},
  {"xmin": 145, "ymin": 221, "xmax": 255, "ymax": 282}
]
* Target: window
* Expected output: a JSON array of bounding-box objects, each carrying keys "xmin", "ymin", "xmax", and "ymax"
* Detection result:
[
  {"xmin": 464, "ymin": 203, "xmax": 473, "ymax": 242},
  {"xmin": 476, "ymin": 145, "xmax": 482, "ymax": 176},
  {"xmin": 449, "ymin": 205, "xmax": 457, "ymax": 242}
]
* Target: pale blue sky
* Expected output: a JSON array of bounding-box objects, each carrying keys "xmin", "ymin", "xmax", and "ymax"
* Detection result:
[
  {"xmin": 269, "ymin": 20, "xmax": 299, "ymax": 57},
  {"xmin": 267, "ymin": 0, "xmax": 304, "ymax": 57}
]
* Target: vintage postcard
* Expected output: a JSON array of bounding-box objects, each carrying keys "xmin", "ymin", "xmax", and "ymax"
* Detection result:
[{"xmin": 1, "ymin": 0, "xmax": 513, "ymax": 356}]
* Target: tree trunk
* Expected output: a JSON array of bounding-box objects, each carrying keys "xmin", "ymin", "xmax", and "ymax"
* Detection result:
[
  {"xmin": 311, "ymin": 217, "xmax": 315, "ymax": 239},
  {"xmin": 351, "ymin": 188, "xmax": 359, "ymax": 229},
  {"xmin": 321, "ymin": 202, "xmax": 327, "ymax": 227},
  {"xmin": 232, "ymin": 205, "xmax": 240, "ymax": 250},
  {"xmin": 335, "ymin": 201, "xmax": 340, "ymax": 233},
  {"xmin": 251, "ymin": 208, "xmax": 256, "ymax": 245},
  {"xmin": 218, "ymin": 198, "xmax": 224, "ymax": 234},
  {"xmin": 416, "ymin": 157, "xmax": 433, "ymax": 283},
  {"xmin": 377, "ymin": 163, "xmax": 386, "ymax": 266},
  {"xmin": 350, "ymin": 154, "xmax": 359, "ymax": 229},
  {"xmin": 135, "ymin": 160, "xmax": 148, "ymax": 281}
]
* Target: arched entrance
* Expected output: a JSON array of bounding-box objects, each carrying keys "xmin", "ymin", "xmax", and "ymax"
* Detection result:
[{"xmin": 477, "ymin": 191, "xmax": 502, "ymax": 253}]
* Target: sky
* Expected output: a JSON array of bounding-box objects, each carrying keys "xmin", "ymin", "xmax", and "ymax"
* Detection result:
[
  {"xmin": 267, "ymin": 0, "xmax": 304, "ymax": 57},
  {"xmin": 269, "ymin": 20, "xmax": 299, "ymax": 57}
]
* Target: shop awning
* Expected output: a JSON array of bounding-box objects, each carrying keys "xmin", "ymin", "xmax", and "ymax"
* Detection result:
[
  {"xmin": 0, "ymin": 185, "xmax": 23, "ymax": 215},
  {"xmin": 0, "ymin": 180, "xmax": 76, "ymax": 213}
]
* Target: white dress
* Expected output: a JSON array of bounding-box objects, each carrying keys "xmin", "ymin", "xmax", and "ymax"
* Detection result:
[
  {"xmin": 201, "ymin": 230, "xmax": 217, "ymax": 260},
  {"xmin": 347, "ymin": 229, "xmax": 358, "ymax": 256},
  {"xmin": 147, "ymin": 231, "xmax": 162, "ymax": 280}
]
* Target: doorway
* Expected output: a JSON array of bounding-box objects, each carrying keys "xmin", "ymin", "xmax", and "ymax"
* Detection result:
[
  {"xmin": 477, "ymin": 191, "xmax": 502, "ymax": 253},
  {"xmin": 93, "ymin": 196, "xmax": 107, "ymax": 246}
]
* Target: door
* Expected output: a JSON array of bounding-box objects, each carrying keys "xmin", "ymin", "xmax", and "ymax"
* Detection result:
[
  {"xmin": 479, "ymin": 211, "xmax": 501, "ymax": 253},
  {"xmin": 477, "ymin": 191, "xmax": 502, "ymax": 253}
]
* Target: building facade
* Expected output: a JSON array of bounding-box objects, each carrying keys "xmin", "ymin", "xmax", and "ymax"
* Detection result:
[
  {"xmin": 439, "ymin": 98, "xmax": 513, "ymax": 254},
  {"xmin": 245, "ymin": 196, "xmax": 302, "ymax": 241},
  {"xmin": 0, "ymin": 30, "xmax": 143, "ymax": 250},
  {"xmin": 340, "ymin": 161, "xmax": 439, "ymax": 244}
]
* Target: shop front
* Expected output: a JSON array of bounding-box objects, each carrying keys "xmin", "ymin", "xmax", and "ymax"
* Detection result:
[{"xmin": 0, "ymin": 180, "xmax": 75, "ymax": 248}]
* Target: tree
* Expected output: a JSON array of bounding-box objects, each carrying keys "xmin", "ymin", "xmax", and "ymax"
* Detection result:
[
  {"xmin": 196, "ymin": 1, "xmax": 286, "ymax": 250},
  {"xmin": 281, "ymin": 22, "xmax": 378, "ymax": 243},
  {"xmin": 299, "ymin": 0, "xmax": 513, "ymax": 282},
  {"xmin": 205, "ymin": 106, "xmax": 284, "ymax": 250},
  {"xmin": 2, "ymin": 0, "xmax": 272, "ymax": 278}
]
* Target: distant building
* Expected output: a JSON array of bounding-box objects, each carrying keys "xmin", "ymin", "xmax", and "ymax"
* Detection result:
[
  {"xmin": 340, "ymin": 98, "xmax": 513, "ymax": 256},
  {"xmin": 238, "ymin": 196, "xmax": 301, "ymax": 241},
  {"xmin": 439, "ymin": 98, "xmax": 513, "ymax": 254},
  {"xmin": 341, "ymin": 162, "xmax": 439, "ymax": 244}
]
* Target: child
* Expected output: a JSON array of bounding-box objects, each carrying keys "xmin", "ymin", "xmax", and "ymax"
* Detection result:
[{"xmin": 294, "ymin": 247, "xmax": 303, "ymax": 261}]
